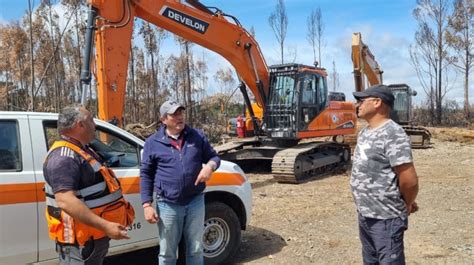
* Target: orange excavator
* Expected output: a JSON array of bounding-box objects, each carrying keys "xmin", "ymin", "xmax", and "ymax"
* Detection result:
[
  {"xmin": 80, "ymin": 0, "xmax": 357, "ymax": 183},
  {"xmin": 351, "ymin": 32, "xmax": 431, "ymax": 148}
]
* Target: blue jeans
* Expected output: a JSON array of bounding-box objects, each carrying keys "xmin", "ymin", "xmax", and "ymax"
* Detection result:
[
  {"xmin": 157, "ymin": 194, "xmax": 204, "ymax": 265},
  {"xmin": 358, "ymin": 214, "xmax": 408, "ymax": 265}
]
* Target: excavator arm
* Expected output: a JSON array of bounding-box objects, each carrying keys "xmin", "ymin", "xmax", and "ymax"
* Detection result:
[
  {"xmin": 351, "ymin": 32, "xmax": 383, "ymax": 92},
  {"xmin": 350, "ymin": 32, "xmax": 432, "ymax": 148},
  {"xmin": 86, "ymin": 0, "xmax": 269, "ymax": 126}
]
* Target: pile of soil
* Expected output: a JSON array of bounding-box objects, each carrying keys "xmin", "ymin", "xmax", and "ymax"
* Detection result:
[{"xmin": 429, "ymin": 127, "xmax": 474, "ymax": 144}]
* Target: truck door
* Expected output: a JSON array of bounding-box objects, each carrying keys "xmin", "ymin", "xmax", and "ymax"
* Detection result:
[
  {"xmin": 90, "ymin": 125, "xmax": 157, "ymax": 250},
  {"xmin": 0, "ymin": 116, "xmax": 38, "ymax": 264},
  {"xmin": 30, "ymin": 118, "xmax": 61, "ymax": 261}
]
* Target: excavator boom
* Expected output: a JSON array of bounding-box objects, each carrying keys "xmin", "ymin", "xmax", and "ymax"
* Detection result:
[
  {"xmin": 351, "ymin": 32, "xmax": 431, "ymax": 148},
  {"xmin": 88, "ymin": 0, "xmax": 269, "ymax": 126},
  {"xmin": 351, "ymin": 32, "xmax": 383, "ymax": 91}
]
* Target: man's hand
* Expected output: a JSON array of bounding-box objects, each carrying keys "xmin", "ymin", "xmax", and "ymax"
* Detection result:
[
  {"xmin": 195, "ymin": 164, "xmax": 213, "ymax": 186},
  {"xmin": 144, "ymin": 206, "xmax": 159, "ymax": 224},
  {"xmin": 103, "ymin": 222, "xmax": 130, "ymax": 240},
  {"xmin": 407, "ymin": 201, "xmax": 419, "ymax": 215}
]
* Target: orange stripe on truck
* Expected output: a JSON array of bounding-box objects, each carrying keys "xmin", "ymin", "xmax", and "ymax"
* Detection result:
[
  {"xmin": 0, "ymin": 182, "xmax": 45, "ymax": 205},
  {"xmin": 0, "ymin": 172, "xmax": 244, "ymax": 205},
  {"xmin": 119, "ymin": 177, "xmax": 140, "ymax": 194},
  {"xmin": 207, "ymin": 172, "xmax": 245, "ymax": 186},
  {"xmin": 0, "ymin": 178, "xmax": 141, "ymax": 205}
]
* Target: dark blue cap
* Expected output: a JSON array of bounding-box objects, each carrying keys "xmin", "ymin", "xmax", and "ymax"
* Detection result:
[{"xmin": 353, "ymin": 84, "xmax": 395, "ymax": 107}]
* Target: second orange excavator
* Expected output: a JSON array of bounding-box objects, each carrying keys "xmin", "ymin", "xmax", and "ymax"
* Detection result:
[{"xmin": 81, "ymin": 0, "xmax": 357, "ymax": 183}]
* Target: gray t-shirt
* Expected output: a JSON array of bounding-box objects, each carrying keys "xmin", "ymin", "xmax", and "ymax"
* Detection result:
[{"xmin": 350, "ymin": 119, "xmax": 413, "ymax": 219}]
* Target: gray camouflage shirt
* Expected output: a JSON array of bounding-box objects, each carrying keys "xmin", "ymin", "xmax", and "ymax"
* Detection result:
[{"xmin": 350, "ymin": 119, "xmax": 413, "ymax": 219}]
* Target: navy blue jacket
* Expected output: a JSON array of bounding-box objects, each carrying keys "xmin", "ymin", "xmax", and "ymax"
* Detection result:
[{"xmin": 140, "ymin": 125, "xmax": 220, "ymax": 205}]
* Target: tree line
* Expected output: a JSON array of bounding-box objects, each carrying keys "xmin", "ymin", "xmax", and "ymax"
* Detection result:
[
  {"xmin": 0, "ymin": 0, "xmax": 246, "ymax": 134},
  {"xmin": 0, "ymin": 0, "xmax": 472, "ymax": 132},
  {"xmin": 271, "ymin": 0, "xmax": 472, "ymax": 125},
  {"xmin": 410, "ymin": 0, "xmax": 472, "ymax": 124}
]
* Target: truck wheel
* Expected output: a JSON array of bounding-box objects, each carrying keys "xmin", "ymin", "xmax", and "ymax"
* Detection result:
[{"xmin": 203, "ymin": 202, "xmax": 241, "ymax": 264}]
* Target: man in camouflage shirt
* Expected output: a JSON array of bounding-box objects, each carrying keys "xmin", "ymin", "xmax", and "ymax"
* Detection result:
[{"xmin": 351, "ymin": 85, "xmax": 419, "ymax": 265}]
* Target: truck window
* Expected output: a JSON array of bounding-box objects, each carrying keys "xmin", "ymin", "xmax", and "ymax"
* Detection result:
[
  {"xmin": 43, "ymin": 121, "xmax": 60, "ymax": 150},
  {"xmin": 0, "ymin": 121, "xmax": 21, "ymax": 171},
  {"xmin": 91, "ymin": 129, "xmax": 140, "ymax": 168},
  {"xmin": 43, "ymin": 122, "xmax": 139, "ymax": 168}
]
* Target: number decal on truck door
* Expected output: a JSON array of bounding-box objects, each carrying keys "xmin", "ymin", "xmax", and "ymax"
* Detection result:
[{"xmin": 127, "ymin": 222, "xmax": 142, "ymax": 231}]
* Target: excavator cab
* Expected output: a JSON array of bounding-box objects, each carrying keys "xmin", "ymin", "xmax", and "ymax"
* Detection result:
[
  {"xmin": 219, "ymin": 63, "xmax": 354, "ymax": 183},
  {"xmin": 388, "ymin": 84, "xmax": 431, "ymax": 147},
  {"xmin": 389, "ymin": 84, "xmax": 415, "ymax": 125},
  {"xmin": 265, "ymin": 64, "xmax": 328, "ymax": 140}
]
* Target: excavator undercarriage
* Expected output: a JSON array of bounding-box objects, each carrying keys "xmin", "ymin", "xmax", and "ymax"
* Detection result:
[
  {"xmin": 271, "ymin": 142, "xmax": 350, "ymax": 183},
  {"xmin": 216, "ymin": 139, "xmax": 351, "ymax": 184},
  {"xmin": 344, "ymin": 119, "xmax": 432, "ymax": 150},
  {"xmin": 402, "ymin": 125, "xmax": 432, "ymax": 148}
]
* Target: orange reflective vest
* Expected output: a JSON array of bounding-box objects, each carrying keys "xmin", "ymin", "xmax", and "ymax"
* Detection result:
[{"xmin": 44, "ymin": 140, "xmax": 135, "ymax": 246}]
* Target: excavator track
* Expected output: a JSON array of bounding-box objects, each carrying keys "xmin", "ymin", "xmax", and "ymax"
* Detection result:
[
  {"xmin": 402, "ymin": 125, "xmax": 432, "ymax": 148},
  {"xmin": 272, "ymin": 142, "xmax": 351, "ymax": 184},
  {"xmin": 344, "ymin": 120, "xmax": 432, "ymax": 150}
]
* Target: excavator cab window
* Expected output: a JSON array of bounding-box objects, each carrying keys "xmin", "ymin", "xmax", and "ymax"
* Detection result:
[
  {"xmin": 271, "ymin": 75, "xmax": 296, "ymax": 105},
  {"xmin": 390, "ymin": 89, "xmax": 410, "ymax": 124},
  {"xmin": 301, "ymin": 77, "xmax": 316, "ymax": 105},
  {"xmin": 298, "ymin": 73, "xmax": 328, "ymax": 130},
  {"xmin": 265, "ymin": 73, "xmax": 298, "ymax": 138}
]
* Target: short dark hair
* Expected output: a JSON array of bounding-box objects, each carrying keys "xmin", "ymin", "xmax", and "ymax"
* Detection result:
[{"xmin": 58, "ymin": 104, "xmax": 86, "ymax": 134}]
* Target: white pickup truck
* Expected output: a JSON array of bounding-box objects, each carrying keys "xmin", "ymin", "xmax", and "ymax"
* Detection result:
[{"xmin": 0, "ymin": 111, "xmax": 252, "ymax": 264}]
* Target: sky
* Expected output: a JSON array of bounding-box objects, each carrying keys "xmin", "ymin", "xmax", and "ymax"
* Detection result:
[{"xmin": 0, "ymin": 0, "xmax": 471, "ymax": 106}]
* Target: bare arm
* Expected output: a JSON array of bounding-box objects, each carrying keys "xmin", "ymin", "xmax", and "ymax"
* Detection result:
[
  {"xmin": 394, "ymin": 162, "xmax": 419, "ymax": 214},
  {"xmin": 55, "ymin": 190, "xmax": 130, "ymax": 240}
]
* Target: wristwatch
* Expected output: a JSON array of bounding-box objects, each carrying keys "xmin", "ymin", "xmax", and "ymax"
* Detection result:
[{"xmin": 206, "ymin": 162, "xmax": 217, "ymax": 172}]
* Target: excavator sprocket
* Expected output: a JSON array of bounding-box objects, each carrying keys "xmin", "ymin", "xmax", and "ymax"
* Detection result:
[{"xmin": 271, "ymin": 142, "xmax": 351, "ymax": 184}]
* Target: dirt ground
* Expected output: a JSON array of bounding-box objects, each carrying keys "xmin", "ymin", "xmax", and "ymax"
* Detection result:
[
  {"xmin": 108, "ymin": 128, "xmax": 473, "ymax": 264},
  {"xmin": 228, "ymin": 132, "xmax": 474, "ymax": 264}
]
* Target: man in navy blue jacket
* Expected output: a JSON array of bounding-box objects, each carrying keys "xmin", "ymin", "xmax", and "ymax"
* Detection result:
[{"xmin": 140, "ymin": 100, "xmax": 220, "ymax": 265}]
